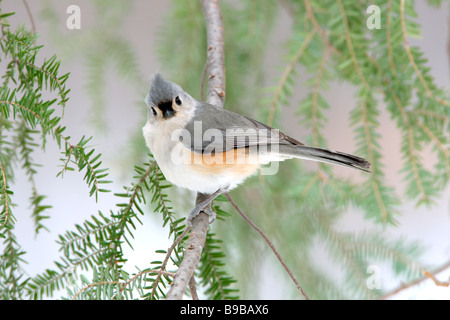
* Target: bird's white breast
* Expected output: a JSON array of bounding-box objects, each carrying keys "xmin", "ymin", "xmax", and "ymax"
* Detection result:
[{"xmin": 142, "ymin": 119, "xmax": 261, "ymax": 194}]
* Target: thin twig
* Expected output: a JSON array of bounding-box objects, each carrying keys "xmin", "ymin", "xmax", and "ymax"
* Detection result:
[
  {"xmin": 0, "ymin": 164, "xmax": 10, "ymax": 227},
  {"xmin": 116, "ymin": 269, "xmax": 175, "ymax": 299},
  {"xmin": 189, "ymin": 275, "xmax": 199, "ymax": 300},
  {"xmin": 267, "ymin": 30, "xmax": 315, "ymax": 127},
  {"xmin": 337, "ymin": 0, "xmax": 370, "ymax": 91},
  {"xmin": 378, "ymin": 260, "xmax": 450, "ymax": 299},
  {"xmin": 224, "ymin": 192, "xmax": 310, "ymax": 300},
  {"xmin": 153, "ymin": 227, "xmax": 190, "ymax": 299},
  {"xmin": 400, "ymin": 0, "xmax": 450, "ymax": 108},
  {"xmin": 75, "ymin": 270, "xmax": 176, "ymax": 300},
  {"xmin": 304, "ymin": 0, "xmax": 340, "ymax": 56},
  {"xmin": 423, "ymin": 270, "xmax": 449, "ymax": 287},
  {"xmin": 72, "ymin": 281, "xmax": 121, "ymax": 300},
  {"xmin": 386, "ymin": 0, "xmax": 397, "ymax": 77},
  {"xmin": 22, "ymin": 0, "xmax": 36, "ymax": 33}
]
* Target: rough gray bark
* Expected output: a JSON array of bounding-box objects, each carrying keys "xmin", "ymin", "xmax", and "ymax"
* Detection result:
[{"xmin": 166, "ymin": 0, "xmax": 226, "ymax": 300}]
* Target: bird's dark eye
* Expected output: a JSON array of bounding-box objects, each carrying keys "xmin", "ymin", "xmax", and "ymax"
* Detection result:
[
  {"xmin": 151, "ymin": 107, "xmax": 157, "ymax": 116},
  {"xmin": 175, "ymin": 96, "xmax": 182, "ymax": 105}
]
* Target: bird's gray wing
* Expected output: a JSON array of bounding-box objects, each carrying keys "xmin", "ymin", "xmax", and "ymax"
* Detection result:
[
  {"xmin": 182, "ymin": 103, "xmax": 302, "ymax": 154},
  {"xmin": 181, "ymin": 103, "xmax": 371, "ymax": 172}
]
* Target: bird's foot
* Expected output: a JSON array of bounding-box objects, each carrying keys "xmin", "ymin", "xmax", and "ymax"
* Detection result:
[{"xmin": 186, "ymin": 204, "xmax": 216, "ymax": 227}]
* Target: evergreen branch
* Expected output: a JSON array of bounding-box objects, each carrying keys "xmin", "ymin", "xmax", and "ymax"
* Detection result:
[
  {"xmin": 300, "ymin": 173, "xmax": 321, "ymax": 200},
  {"xmin": 311, "ymin": 48, "xmax": 329, "ymax": 150},
  {"xmin": 350, "ymin": 89, "xmax": 400, "ymax": 224},
  {"xmin": 108, "ymin": 161, "xmax": 157, "ymax": 265},
  {"xmin": 336, "ymin": 0, "xmax": 370, "ymax": 90},
  {"xmin": 199, "ymin": 232, "xmax": 238, "ymax": 299},
  {"xmin": 14, "ymin": 121, "xmax": 51, "ymax": 234},
  {"xmin": 74, "ymin": 270, "xmax": 176, "ymax": 300},
  {"xmin": 26, "ymin": 160, "xmax": 161, "ymax": 299},
  {"xmin": 393, "ymin": 94, "xmax": 428, "ymax": 203},
  {"xmin": 360, "ymin": 100, "xmax": 389, "ymax": 222},
  {"xmin": 304, "ymin": 0, "xmax": 340, "ymax": 55},
  {"xmin": 225, "ymin": 193, "xmax": 309, "ymax": 300},
  {"xmin": 412, "ymin": 109, "xmax": 448, "ymax": 122},
  {"xmin": 0, "ymin": 163, "xmax": 11, "ymax": 227},
  {"xmin": 0, "ymin": 34, "xmax": 109, "ymax": 201},
  {"xmin": 202, "ymin": 237, "xmax": 227, "ymax": 299},
  {"xmin": 22, "ymin": 0, "xmax": 36, "ymax": 33},
  {"xmin": 26, "ymin": 244, "xmax": 111, "ymax": 299},
  {"xmin": 413, "ymin": 118, "xmax": 450, "ymax": 181},
  {"xmin": 347, "ymin": 236, "xmax": 425, "ymax": 276},
  {"xmin": 379, "ymin": 260, "xmax": 450, "ymax": 299},
  {"xmin": 57, "ymin": 213, "xmax": 117, "ymax": 254},
  {"xmin": 25, "ymin": 60, "xmax": 69, "ymax": 109},
  {"xmin": 0, "ymin": 229, "xmax": 28, "ymax": 299},
  {"xmin": 122, "ymin": 268, "xmax": 176, "ymax": 298},
  {"xmin": 37, "ymin": 161, "xmax": 165, "ymax": 299},
  {"xmin": 152, "ymin": 166, "xmax": 178, "ymax": 235},
  {"xmin": 315, "ymin": 212, "xmax": 377, "ymax": 298},
  {"xmin": 400, "ymin": 0, "xmax": 450, "ymax": 108},
  {"xmin": 72, "ymin": 280, "xmax": 121, "ymax": 300},
  {"xmin": 56, "ymin": 135, "xmax": 111, "ymax": 201},
  {"xmin": 386, "ymin": 0, "xmax": 397, "ymax": 77},
  {"xmin": 0, "ymin": 100, "xmax": 40, "ymax": 121},
  {"xmin": 303, "ymin": 0, "xmax": 326, "ymax": 46},
  {"xmin": 26, "ymin": 59, "xmax": 66, "ymax": 96},
  {"xmin": 29, "ymin": 190, "xmax": 50, "ymax": 234},
  {"xmin": 267, "ymin": 30, "xmax": 315, "ymax": 127},
  {"xmin": 150, "ymin": 227, "xmax": 189, "ymax": 299},
  {"xmin": 122, "ymin": 162, "xmax": 156, "ymax": 221}
]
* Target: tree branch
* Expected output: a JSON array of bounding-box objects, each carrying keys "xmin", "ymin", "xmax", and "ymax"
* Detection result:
[
  {"xmin": 165, "ymin": 213, "xmax": 209, "ymax": 300},
  {"xmin": 166, "ymin": 1, "xmax": 226, "ymax": 300},
  {"xmin": 153, "ymin": 227, "xmax": 190, "ymax": 299},
  {"xmin": 188, "ymin": 271, "xmax": 200, "ymax": 299},
  {"xmin": 378, "ymin": 260, "xmax": 450, "ymax": 299},
  {"xmin": 201, "ymin": 0, "xmax": 226, "ymax": 108},
  {"xmin": 22, "ymin": 0, "xmax": 36, "ymax": 33}
]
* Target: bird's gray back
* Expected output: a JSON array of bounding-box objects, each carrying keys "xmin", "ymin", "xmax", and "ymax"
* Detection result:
[{"xmin": 183, "ymin": 103, "xmax": 303, "ymax": 153}]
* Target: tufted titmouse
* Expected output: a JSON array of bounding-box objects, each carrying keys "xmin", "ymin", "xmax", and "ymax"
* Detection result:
[{"xmin": 143, "ymin": 74, "xmax": 371, "ymax": 226}]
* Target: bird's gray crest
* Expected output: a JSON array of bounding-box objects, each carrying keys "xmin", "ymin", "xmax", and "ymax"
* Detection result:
[{"xmin": 148, "ymin": 73, "xmax": 180, "ymax": 106}]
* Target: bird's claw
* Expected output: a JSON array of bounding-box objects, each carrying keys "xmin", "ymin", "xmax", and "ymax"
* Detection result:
[{"xmin": 187, "ymin": 205, "xmax": 216, "ymax": 227}]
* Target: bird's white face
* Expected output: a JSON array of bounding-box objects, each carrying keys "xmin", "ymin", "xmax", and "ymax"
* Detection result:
[{"xmin": 142, "ymin": 74, "xmax": 198, "ymax": 171}]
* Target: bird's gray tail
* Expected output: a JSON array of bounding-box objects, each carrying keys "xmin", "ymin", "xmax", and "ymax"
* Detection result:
[{"xmin": 279, "ymin": 145, "xmax": 372, "ymax": 172}]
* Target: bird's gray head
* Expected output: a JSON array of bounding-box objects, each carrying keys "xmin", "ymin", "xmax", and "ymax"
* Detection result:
[{"xmin": 145, "ymin": 73, "xmax": 195, "ymax": 122}]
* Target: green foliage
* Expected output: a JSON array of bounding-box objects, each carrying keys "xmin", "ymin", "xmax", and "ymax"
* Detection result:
[
  {"xmin": 40, "ymin": 0, "xmax": 146, "ymax": 133},
  {"xmin": 197, "ymin": 232, "xmax": 239, "ymax": 300},
  {"xmin": 0, "ymin": 4, "xmax": 114, "ymax": 298},
  {"xmin": 0, "ymin": 0, "xmax": 448, "ymax": 300}
]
